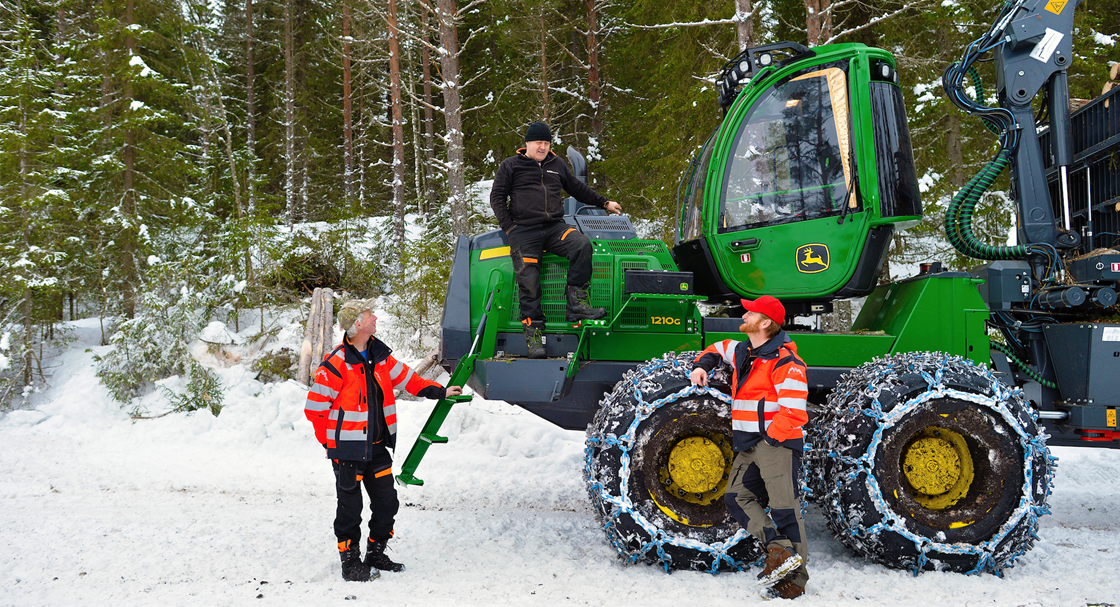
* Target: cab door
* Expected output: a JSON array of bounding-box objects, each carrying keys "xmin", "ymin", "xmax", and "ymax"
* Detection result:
[{"xmin": 708, "ymin": 64, "xmax": 869, "ymax": 299}]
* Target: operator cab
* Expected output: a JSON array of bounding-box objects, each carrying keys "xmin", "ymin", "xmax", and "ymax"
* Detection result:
[{"xmin": 674, "ymin": 42, "xmax": 923, "ymax": 311}]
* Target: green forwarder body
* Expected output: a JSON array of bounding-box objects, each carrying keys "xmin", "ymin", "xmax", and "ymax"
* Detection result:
[
  {"xmin": 439, "ymin": 228, "xmax": 991, "ymax": 431},
  {"xmin": 439, "ymin": 42, "xmax": 975, "ymax": 430}
]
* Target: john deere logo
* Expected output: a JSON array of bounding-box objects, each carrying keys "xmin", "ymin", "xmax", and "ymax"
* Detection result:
[{"xmin": 796, "ymin": 244, "xmax": 829, "ymax": 274}]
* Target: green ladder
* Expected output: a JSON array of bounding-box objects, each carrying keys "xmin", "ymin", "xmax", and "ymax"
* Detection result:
[{"xmin": 396, "ymin": 289, "xmax": 497, "ymax": 486}]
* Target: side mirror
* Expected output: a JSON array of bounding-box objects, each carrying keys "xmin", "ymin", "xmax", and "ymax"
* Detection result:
[{"xmin": 567, "ymin": 146, "xmax": 588, "ymax": 184}]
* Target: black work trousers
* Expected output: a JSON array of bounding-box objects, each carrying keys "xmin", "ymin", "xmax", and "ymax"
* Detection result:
[
  {"xmin": 508, "ymin": 221, "xmax": 594, "ymax": 324},
  {"xmin": 332, "ymin": 448, "xmax": 398, "ymax": 547}
]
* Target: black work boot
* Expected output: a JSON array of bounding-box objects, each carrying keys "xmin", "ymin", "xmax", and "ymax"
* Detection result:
[
  {"xmin": 364, "ymin": 538, "xmax": 405, "ymax": 572},
  {"xmin": 566, "ymin": 285, "xmax": 606, "ymax": 322},
  {"xmin": 339, "ymin": 541, "xmax": 377, "ymax": 581},
  {"xmin": 523, "ymin": 320, "xmax": 546, "ymax": 359}
]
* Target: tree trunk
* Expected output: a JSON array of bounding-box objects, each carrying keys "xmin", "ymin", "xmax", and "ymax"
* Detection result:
[
  {"xmin": 804, "ymin": 0, "xmax": 822, "ymax": 46},
  {"xmin": 939, "ymin": 25, "xmax": 964, "ymax": 189},
  {"xmin": 284, "ymin": 0, "xmax": 297, "ymax": 228},
  {"xmin": 199, "ymin": 37, "xmax": 242, "ymax": 222},
  {"xmin": 435, "ymin": 0, "xmax": 469, "ymax": 236},
  {"xmin": 298, "ymin": 287, "xmax": 335, "ymax": 385},
  {"xmin": 420, "ymin": 6, "xmax": 438, "ymax": 213},
  {"xmin": 539, "ymin": 10, "xmax": 550, "ymax": 122},
  {"xmin": 734, "ymin": 0, "xmax": 754, "ymax": 51},
  {"xmin": 388, "ymin": 0, "xmax": 407, "ymax": 260},
  {"xmin": 820, "ymin": 0, "xmax": 832, "ymax": 44},
  {"xmin": 122, "ymin": 0, "xmax": 137, "ymax": 318},
  {"xmin": 245, "ymin": 0, "xmax": 256, "ymax": 282},
  {"xmin": 585, "ymin": 0, "xmax": 602, "ymax": 140},
  {"xmin": 18, "ymin": 6, "xmax": 33, "ymax": 386},
  {"xmin": 342, "ymin": 0, "xmax": 355, "ymax": 206}
]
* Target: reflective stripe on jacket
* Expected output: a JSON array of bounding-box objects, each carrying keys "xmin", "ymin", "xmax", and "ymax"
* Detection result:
[
  {"xmin": 693, "ymin": 332, "xmax": 808, "ymax": 452},
  {"xmin": 304, "ymin": 337, "xmax": 442, "ymax": 461}
]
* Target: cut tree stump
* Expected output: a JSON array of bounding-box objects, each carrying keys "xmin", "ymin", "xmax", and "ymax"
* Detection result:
[{"xmin": 298, "ymin": 287, "xmax": 335, "ymax": 385}]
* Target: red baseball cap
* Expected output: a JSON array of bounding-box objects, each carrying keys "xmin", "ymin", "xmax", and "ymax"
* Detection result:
[{"xmin": 741, "ymin": 296, "xmax": 785, "ymax": 324}]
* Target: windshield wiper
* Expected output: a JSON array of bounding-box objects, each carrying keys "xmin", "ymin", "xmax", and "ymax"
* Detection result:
[{"xmin": 836, "ymin": 143, "xmax": 859, "ymax": 225}]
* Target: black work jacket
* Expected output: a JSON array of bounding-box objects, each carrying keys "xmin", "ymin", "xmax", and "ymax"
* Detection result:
[{"xmin": 489, "ymin": 150, "xmax": 608, "ymax": 232}]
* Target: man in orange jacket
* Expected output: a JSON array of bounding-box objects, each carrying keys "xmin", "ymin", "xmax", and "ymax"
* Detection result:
[
  {"xmin": 690, "ymin": 295, "xmax": 809, "ymax": 600},
  {"xmin": 305, "ymin": 298, "xmax": 462, "ymax": 582}
]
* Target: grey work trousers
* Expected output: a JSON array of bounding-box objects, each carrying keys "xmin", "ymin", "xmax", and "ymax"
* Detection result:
[{"xmin": 724, "ymin": 442, "xmax": 809, "ymax": 588}]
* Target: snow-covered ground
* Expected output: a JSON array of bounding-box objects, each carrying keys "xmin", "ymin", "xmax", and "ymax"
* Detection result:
[{"xmin": 2, "ymin": 316, "xmax": 1120, "ymax": 606}]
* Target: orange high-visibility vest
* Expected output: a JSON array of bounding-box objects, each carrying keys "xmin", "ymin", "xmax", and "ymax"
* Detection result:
[{"xmin": 694, "ymin": 334, "xmax": 808, "ymax": 450}]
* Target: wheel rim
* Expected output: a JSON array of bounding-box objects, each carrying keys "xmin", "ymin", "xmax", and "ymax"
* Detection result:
[
  {"xmin": 643, "ymin": 414, "xmax": 735, "ymax": 528},
  {"xmin": 901, "ymin": 427, "xmax": 974, "ymax": 510},
  {"xmin": 657, "ymin": 433, "xmax": 733, "ymax": 510}
]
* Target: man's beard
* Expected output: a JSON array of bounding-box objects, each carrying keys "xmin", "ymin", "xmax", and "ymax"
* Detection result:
[{"xmin": 739, "ymin": 320, "xmax": 752, "ymax": 334}]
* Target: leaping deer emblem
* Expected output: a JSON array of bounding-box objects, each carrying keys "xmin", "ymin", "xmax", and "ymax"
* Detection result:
[
  {"xmin": 796, "ymin": 244, "xmax": 829, "ymax": 273},
  {"xmin": 801, "ymin": 247, "xmax": 826, "ymax": 267}
]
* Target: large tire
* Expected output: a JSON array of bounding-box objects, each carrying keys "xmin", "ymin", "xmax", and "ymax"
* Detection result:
[
  {"xmin": 806, "ymin": 352, "xmax": 1054, "ymax": 574},
  {"xmin": 584, "ymin": 353, "xmax": 764, "ymax": 573}
]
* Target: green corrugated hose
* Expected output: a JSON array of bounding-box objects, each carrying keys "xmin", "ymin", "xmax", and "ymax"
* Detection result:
[{"xmin": 990, "ymin": 339, "xmax": 1058, "ymax": 389}]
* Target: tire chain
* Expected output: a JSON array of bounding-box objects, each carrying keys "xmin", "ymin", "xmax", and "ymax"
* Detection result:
[
  {"xmin": 583, "ymin": 352, "xmax": 758, "ymax": 574},
  {"xmin": 805, "ymin": 351, "xmax": 1056, "ymax": 575}
]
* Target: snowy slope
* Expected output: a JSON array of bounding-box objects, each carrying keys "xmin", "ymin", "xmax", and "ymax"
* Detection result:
[{"xmin": 2, "ymin": 318, "xmax": 1119, "ymax": 606}]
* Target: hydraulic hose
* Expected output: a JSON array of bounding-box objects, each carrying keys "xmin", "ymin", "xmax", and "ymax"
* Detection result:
[
  {"xmin": 990, "ymin": 339, "xmax": 1058, "ymax": 389},
  {"xmin": 944, "ymin": 149, "xmax": 1030, "ymax": 260}
]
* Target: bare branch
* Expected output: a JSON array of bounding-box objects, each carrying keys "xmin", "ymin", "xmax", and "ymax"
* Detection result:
[
  {"xmin": 455, "ymin": 0, "xmax": 488, "ymax": 18},
  {"xmin": 826, "ymin": 1, "xmax": 931, "ymax": 44},
  {"xmin": 459, "ymin": 66, "xmax": 491, "ymax": 90}
]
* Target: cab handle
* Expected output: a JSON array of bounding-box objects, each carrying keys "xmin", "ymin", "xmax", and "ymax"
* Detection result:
[{"xmin": 727, "ymin": 238, "xmax": 760, "ymax": 252}]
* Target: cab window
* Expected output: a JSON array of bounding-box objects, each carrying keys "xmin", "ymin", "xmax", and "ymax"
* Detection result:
[
  {"xmin": 720, "ymin": 66, "xmax": 854, "ymax": 232},
  {"xmin": 678, "ymin": 131, "xmax": 717, "ymax": 242}
]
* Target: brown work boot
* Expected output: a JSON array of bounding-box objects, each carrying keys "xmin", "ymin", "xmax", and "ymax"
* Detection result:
[
  {"xmin": 767, "ymin": 578, "xmax": 806, "ymax": 600},
  {"xmin": 756, "ymin": 543, "xmax": 802, "ymax": 588},
  {"xmin": 565, "ymin": 284, "xmax": 606, "ymax": 322},
  {"xmin": 523, "ymin": 319, "xmax": 546, "ymax": 359}
]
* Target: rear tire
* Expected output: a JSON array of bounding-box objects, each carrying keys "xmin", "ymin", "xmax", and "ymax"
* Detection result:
[
  {"xmin": 584, "ymin": 353, "xmax": 763, "ymax": 573},
  {"xmin": 806, "ymin": 352, "xmax": 1054, "ymax": 574}
]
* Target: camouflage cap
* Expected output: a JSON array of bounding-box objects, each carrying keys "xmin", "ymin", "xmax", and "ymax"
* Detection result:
[{"xmin": 337, "ymin": 298, "xmax": 375, "ymax": 331}]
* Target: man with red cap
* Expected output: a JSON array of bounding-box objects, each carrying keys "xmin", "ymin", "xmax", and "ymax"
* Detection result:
[{"xmin": 689, "ymin": 295, "xmax": 809, "ymax": 600}]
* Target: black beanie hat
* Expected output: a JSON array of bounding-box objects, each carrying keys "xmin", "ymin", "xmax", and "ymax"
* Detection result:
[{"xmin": 524, "ymin": 122, "xmax": 552, "ymax": 143}]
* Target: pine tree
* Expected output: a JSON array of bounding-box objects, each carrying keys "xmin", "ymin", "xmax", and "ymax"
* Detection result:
[{"xmin": 0, "ymin": 0, "xmax": 73, "ymax": 405}]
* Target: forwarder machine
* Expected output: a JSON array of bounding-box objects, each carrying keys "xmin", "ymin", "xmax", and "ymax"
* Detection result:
[{"xmin": 398, "ymin": 0, "xmax": 1120, "ymax": 576}]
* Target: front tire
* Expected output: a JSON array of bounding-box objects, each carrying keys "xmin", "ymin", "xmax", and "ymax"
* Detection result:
[
  {"xmin": 806, "ymin": 352, "xmax": 1054, "ymax": 574},
  {"xmin": 584, "ymin": 353, "xmax": 763, "ymax": 573}
]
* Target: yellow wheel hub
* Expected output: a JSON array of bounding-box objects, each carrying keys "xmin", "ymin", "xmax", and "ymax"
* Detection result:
[
  {"xmin": 902, "ymin": 427, "xmax": 974, "ymax": 510},
  {"xmin": 668, "ymin": 437, "xmax": 725, "ymax": 494},
  {"xmin": 653, "ymin": 430, "xmax": 734, "ymax": 526}
]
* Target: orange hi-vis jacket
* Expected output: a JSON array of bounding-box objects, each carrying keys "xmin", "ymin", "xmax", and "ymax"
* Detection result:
[
  {"xmin": 692, "ymin": 331, "xmax": 809, "ymax": 452},
  {"xmin": 304, "ymin": 336, "xmax": 444, "ymax": 461}
]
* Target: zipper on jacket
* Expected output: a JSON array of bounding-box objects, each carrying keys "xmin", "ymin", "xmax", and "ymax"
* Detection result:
[
  {"xmin": 539, "ymin": 161, "xmax": 549, "ymax": 221},
  {"xmin": 757, "ymin": 397, "xmax": 768, "ymax": 440},
  {"xmin": 334, "ymin": 409, "xmax": 345, "ymax": 450}
]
